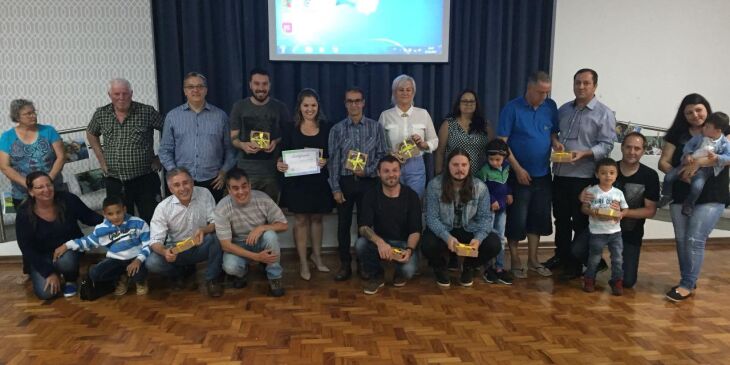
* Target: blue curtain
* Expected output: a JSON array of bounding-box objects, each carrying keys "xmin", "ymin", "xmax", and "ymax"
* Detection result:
[{"xmin": 152, "ymin": 0, "xmax": 554, "ymax": 130}]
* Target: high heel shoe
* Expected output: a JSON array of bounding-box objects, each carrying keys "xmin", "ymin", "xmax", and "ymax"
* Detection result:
[
  {"xmin": 300, "ymin": 262, "xmax": 311, "ymax": 281},
  {"xmin": 310, "ymin": 254, "xmax": 330, "ymax": 272}
]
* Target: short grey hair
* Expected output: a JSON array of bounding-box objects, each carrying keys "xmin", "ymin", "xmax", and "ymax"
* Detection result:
[
  {"xmin": 183, "ymin": 72, "xmax": 207, "ymax": 87},
  {"xmin": 166, "ymin": 167, "xmax": 192, "ymax": 182},
  {"xmin": 390, "ymin": 74, "xmax": 416, "ymax": 105},
  {"xmin": 9, "ymin": 99, "xmax": 35, "ymax": 123},
  {"xmin": 527, "ymin": 71, "xmax": 551, "ymax": 86},
  {"xmin": 108, "ymin": 78, "xmax": 132, "ymax": 93}
]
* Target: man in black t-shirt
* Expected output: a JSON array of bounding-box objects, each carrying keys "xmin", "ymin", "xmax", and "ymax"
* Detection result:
[
  {"xmin": 355, "ymin": 155, "xmax": 422, "ymax": 295},
  {"xmin": 571, "ymin": 132, "xmax": 660, "ymax": 288}
]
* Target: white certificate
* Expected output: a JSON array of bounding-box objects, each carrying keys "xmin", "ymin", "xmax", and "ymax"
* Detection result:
[{"xmin": 282, "ymin": 148, "xmax": 320, "ymax": 177}]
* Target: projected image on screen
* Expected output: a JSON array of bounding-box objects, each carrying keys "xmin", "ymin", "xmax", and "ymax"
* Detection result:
[{"xmin": 269, "ymin": 0, "xmax": 450, "ymax": 63}]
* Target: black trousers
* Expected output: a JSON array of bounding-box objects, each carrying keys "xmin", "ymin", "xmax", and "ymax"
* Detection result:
[
  {"xmin": 105, "ymin": 172, "xmax": 161, "ymax": 224},
  {"xmin": 194, "ymin": 177, "xmax": 226, "ymax": 203},
  {"xmin": 421, "ymin": 228, "xmax": 502, "ymax": 270},
  {"xmin": 552, "ymin": 176, "xmax": 593, "ymax": 271},
  {"xmin": 336, "ymin": 175, "xmax": 377, "ymax": 264}
]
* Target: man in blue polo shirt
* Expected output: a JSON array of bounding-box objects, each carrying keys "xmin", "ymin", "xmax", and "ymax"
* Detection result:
[{"xmin": 497, "ymin": 71, "xmax": 559, "ymax": 279}]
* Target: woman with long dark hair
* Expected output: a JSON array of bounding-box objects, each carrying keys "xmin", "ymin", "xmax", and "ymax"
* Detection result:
[
  {"xmin": 276, "ymin": 88, "xmax": 333, "ymax": 280},
  {"xmin": 15, "ymin": 171, "xmax": 102, "ymax": 299},
  {"xmin": 435, "ymin": 89, "xmax": 492, "ymax": 175}
]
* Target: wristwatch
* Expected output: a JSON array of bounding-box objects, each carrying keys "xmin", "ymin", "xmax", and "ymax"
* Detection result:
[{"xmin": 404, "ymin": 247, "xmax": 414, "ymax": 252}]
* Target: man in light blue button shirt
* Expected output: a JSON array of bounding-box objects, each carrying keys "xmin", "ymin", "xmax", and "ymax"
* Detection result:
[
  {"xmin": 159, "ymin": 72, "xmax": 236, "ymax": 202},
  {"xmin": 546, "ymin": 68, "xmax": 616, "ymax": 278}
]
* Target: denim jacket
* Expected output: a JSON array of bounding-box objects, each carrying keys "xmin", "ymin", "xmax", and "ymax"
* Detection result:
[{"xmin": 425, "ymin": 175, "xmax": 493, "ymax": 243}]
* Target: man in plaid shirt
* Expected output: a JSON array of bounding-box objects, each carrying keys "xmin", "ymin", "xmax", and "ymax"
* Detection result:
[{"xmin": 87, "ymin": 78, "xmax": 164, "ymax": 223}]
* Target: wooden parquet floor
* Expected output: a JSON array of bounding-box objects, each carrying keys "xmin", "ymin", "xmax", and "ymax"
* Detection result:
[{"xmin": 2, "ymin": 245, "xmax": 730, "ymax": 365}]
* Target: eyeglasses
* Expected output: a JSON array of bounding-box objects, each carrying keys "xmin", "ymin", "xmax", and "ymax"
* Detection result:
[
  {"xmin": 184, "ymin": 84, "xmax": 207, "ymax": 90},
  {"xmin": 460, "ymin": 100, "xmax": 476, "ymax": 105},
  {"xmin": 345, "ymin": 99, "xmax": 363, "ymax": 105}
]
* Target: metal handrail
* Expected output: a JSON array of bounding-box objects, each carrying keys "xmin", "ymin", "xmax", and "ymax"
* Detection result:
[{"xmin": 0, "ymin": 126, "xmax": 89, "ymax": 241}]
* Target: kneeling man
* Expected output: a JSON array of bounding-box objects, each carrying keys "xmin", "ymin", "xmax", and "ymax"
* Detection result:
[
  {"xmin": 146, "ymin": 167, "xmax": 223, "ymax": 297},
  {"xmin": 216, "ymin": 167, "xmax": 289, "ymax": 297},
  {"xmin": 356, "ymin": 155, "xmax": 421, "ymax": 294},
  {"xmin": 422, "ymin": 149, "xmax": 502, "ymax": 287}
]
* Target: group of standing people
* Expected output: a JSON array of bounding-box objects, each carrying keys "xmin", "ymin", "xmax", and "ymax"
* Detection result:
[{"xmin": 3, "ymin": 66, "xmax": 726, "ymax": 302}]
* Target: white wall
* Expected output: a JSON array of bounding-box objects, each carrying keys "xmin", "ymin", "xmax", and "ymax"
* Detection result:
[
  {"xmin": 551, "ymin": 0, "xmax": 730, "ymax": 128},
  {"xmin": 0, "ymin": 0, "xmax": 159, "ymax": 219}
]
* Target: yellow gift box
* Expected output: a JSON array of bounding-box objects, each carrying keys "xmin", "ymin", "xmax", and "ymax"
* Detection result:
[
  {"xmin": 595, "ymin": 208, "xmax": 620, "ymax": 219},
  {"xmin": 345, "ymin": 150, "xmax": 368, "ymax": 172},
  {"xmin": 455, "ymin": 243, "xmax": 478, "ymax": 257},
  {"xmin": 250, "ymin": 130, "xmax": 270, "ymax": 149},
  {"xmin": 395, "ymin": 138, "xmax": 418, "ymax": 161},
  {"xmin": 170, "ymin": 237, "xmax": 196, "ymax": 254},
  {"xmin": 392, "ymin": 248, "xmax": 407, "ymax": 260},
  {"xmin": 551, "ymin": 151, "xmax": 572, "ymax": 163}
]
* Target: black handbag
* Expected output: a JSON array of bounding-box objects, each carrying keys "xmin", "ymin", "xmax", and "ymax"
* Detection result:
[{"xmin": 78, "ymin": 272, "xmax": 114, "ymax": 301}]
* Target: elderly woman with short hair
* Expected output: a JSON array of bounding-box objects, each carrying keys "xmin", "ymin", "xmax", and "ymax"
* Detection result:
[
  {"xmin": 378, "ymin": 74, "xmax": 438, "ymax": 198},
  {"xmin": 1, "ymin": 99, "xmax": 66, "ymax": 275}
]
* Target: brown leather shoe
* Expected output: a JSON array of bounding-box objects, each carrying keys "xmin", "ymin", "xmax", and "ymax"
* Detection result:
[{"xmin": 206, "ymin": 280, "xmax": 223, "ymax": 297}]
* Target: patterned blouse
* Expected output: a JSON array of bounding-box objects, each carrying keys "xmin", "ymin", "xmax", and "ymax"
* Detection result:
[{"xmin": 443, "ymin": 117, "xmax": 490, "ymax": 175}]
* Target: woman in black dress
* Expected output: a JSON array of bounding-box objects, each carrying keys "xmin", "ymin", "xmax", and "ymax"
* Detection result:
[{"xmin": 277, "ymin": 89, "xmax": 334, "ymax": 280}]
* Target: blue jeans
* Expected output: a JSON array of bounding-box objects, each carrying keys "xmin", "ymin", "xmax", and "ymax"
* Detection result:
[
  {"xmin": 145, "ymin": 234, "xmax": 223, "ymax": 281},
  {"xmin": 505, "ymin": 175, "xmax": 553, "ymax": 241},
  {"xmin": 585, "ymin": 232, "xmax": 623, "ymax": 281},
  {"xmin": 400, "ymin": 155, "xmax": 426, "ymax": 198},
  {"xmin": 662, "ymin": 166, "xmax": 711, "ymax": 208},
  {"xmin": 670, "ymin": 202, "xmax": 724, "ymax": 290},
  {"xmin": 572, "ymin": 229, "xmax": 645, "ymax": 288},
  {"xmin": 30, "ymin": 250, "xmax": 80, "ymax": 300},
  {"xmin": 90, "ymin": 257, "xmax": 147, "ymax": 283},
  {"xmin": 222, "ymin": 231, "xmax": 282, "ymax": 280},
  {"xmin": 355, "ymin": 237, "xmax": 419, "ymax": 280},
  {"xmin": 491, "ymin": 210, "xmax": 507, "ymax": 269}
]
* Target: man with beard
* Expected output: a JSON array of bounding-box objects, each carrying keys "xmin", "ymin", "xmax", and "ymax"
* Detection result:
[
  {"xmin": 355, "ymin": 155, "xmax": 421, "ymax": 294},
  {"xmin": 571, "ymin": 132, "xmax": 659, "ymax": 288},
  {"xmin": 87, "ymin": 78, "xmax": 164, "ymax": 223},
  {"xmin": 229, "ymin": 68, "xmax": 291, "ymax": 201},
  {"xmin": 421, "ymin": 149, "xmax": 502, "ymax": 287}
]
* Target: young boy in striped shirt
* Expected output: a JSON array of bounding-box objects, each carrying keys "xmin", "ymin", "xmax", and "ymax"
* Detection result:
[{"xmin": 53, "ymin": 196, "xmax": 151, "ymax": 295}]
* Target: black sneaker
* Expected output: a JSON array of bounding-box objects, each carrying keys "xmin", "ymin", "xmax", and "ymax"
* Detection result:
[
  {"xmin": 665, "ymin": 287, "xmax": 692, "ymax": 302},
  {"xmin": 231, "ymin": 275, "xmax": 247, "ymax": 289},
  {"xmin": 657, "ymin": 195, "xmax": 673, "ymax": 208},
  {"xmin": 459, "ymin": 269, "xmax": 474, "ymax": 287},
  {"xmin": 681, "ymin": 203, "xmax": 694, "ymax": 217},
  {"xmin": 483, "ymin": 267, "xmax": 498, "ymax": 284},
  {"xmin": 496, "ymin": 270, "xmax": 514, "ymax": 285},
  {"xmin": 434, "ymin": 269, "xmax": 451, "ymax": 287},
  {"xmin": 269, "ymin": 278, "xmax": 285, "ymax": 297},
  {"xmin": 363, "ymin": 279, "xmax": 385, "ymax": 295}
]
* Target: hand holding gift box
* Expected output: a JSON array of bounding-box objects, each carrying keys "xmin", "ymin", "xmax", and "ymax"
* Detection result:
[
  {"xmin": 551, "ymin": 151, "xmax": 572, "ymax": 163},
  {"xmin": 394, "ymin": 138, "xmax": 418, "ymax": 162},
  {"xmin": 250, "ymin": 130, "xmax": 270, "ymax": 149},
  {"xmin": 170, "ymin": 237, "xmax": 196, "ymax": 254},
  {"xmin": 454, "ymin": 243, "xmax": 478, "ymax": 257},
  {"xmin": 345, "ymin": 150, "xmax": 367, "ymax": 172}
]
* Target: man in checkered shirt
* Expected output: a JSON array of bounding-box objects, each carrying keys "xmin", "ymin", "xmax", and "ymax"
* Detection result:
[{"xmin": 87, "ymin": 78, "xmax": 163, "ymax": 223}]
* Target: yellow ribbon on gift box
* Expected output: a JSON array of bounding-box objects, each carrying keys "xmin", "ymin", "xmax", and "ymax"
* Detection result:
[
  {"xmin": 251, "ymin": 132, "xmax": 269, "ymax": 149},
  {"xmin": 399, "ymin": 138, "xmax": 417, "ymax": 158},
  {"xmin": 348, "ymin": 152, "xmax": 366, "ymax": 171}
]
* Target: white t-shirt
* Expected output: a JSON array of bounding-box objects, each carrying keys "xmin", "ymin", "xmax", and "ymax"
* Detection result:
[{"xmin": 586, "ymin": 185, "xmax": 629, "ymax": 234}]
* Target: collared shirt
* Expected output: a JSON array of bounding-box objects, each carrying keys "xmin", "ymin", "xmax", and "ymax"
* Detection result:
[
  {"xmin": 554, "ymin": 97, "xmax": 616, "ymax": 178},
  {"xmin": 87, "ymin": 101, "xmax": 164, "ymax": 181},
  {"xmin": 150, "ymin": 186, "xmax": 216, "ymax": 245},
  {"xmin": 213, "ymin": 190, "xmax": 287, "ymax": 243},
  {"xmin": 159, "ymin": 102, "xmax": 236, "ymax": 181},
  {"xmin": 327, "ymin": 116, "xmax": 388, "ymax": 192},
  {"xmin": 497, "ymin": 96, "xmax": 559, "ymax": 177},
  {"xmin": 378, "ymin": 105, "xmax": 438, "ymax": 153}
]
